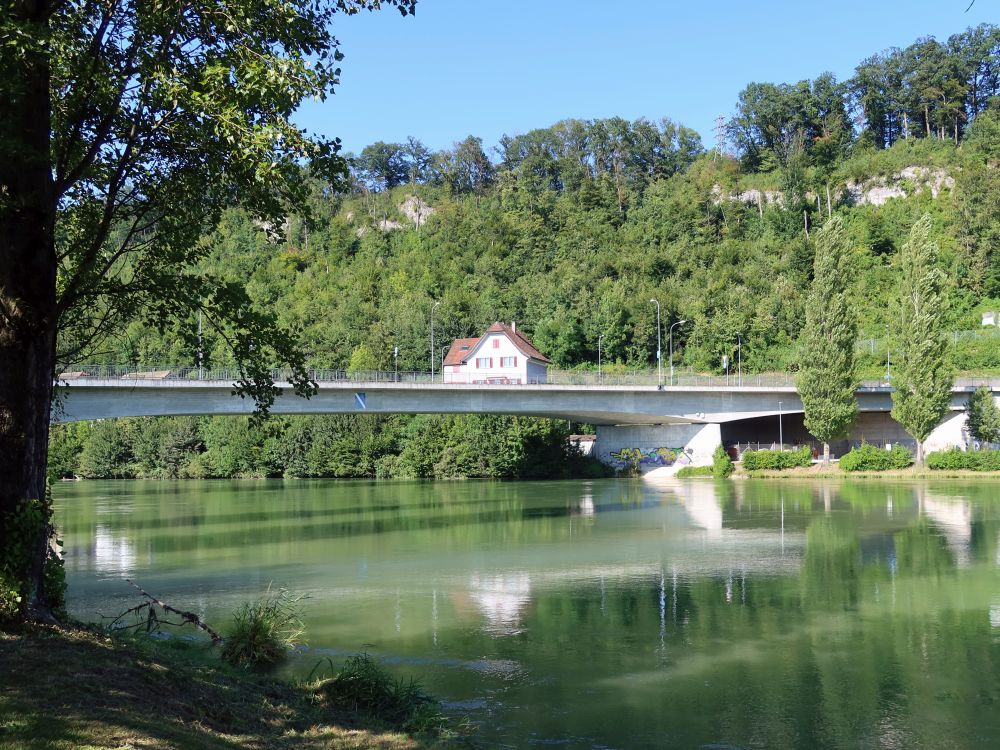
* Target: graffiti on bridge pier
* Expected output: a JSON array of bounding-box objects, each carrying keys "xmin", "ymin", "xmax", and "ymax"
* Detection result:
[{"xmin": 608, "ymin": 447, "xmax": 692, "ymax": 470}]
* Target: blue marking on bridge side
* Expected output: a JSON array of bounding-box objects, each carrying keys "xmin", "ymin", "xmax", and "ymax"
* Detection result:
[{"xmin": 355, "ymin": 392, "xmax": 366, "ymax": 410}]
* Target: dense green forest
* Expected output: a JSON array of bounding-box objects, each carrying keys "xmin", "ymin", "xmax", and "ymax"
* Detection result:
[
  {"xmin": 95, "ymin": 23, "xmax": 1000, "ymax": 378},
  {"xmin": 55, "ymin": 24, "xmax": 1000, "ymax": 480},
  {"xmin": 49, "ymin": 414, "xmax": 607, "ymax": 481}
]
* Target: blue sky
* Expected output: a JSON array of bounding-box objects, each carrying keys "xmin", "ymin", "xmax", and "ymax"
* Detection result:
[{"xmin": 293, "ymin": 0, "xmax": 995, "ymax": 155}]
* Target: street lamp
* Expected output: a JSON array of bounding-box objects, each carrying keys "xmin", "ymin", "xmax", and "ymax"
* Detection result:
[
  {"xmin": 598, "ymin": 334, "xmax": 604, "ymax": 382},
  {"xmin": 736, "ymin": 333, "xmax": 743, "ymax": 387},
  {"xmin": 669, "ymin": 319, "xmax": 688, "ymax": 387},
  {"xmin": 393, "ymin": 346, "xmax": 399, "ymax": 382},
  {"xmin": 885, "ymin": 323, "xmax": 891, "ymax": 381},
  {"xmin": 430, "ymin": 301, "xmax": 441, "ymax": 382},
  {"xmin": 197, "ymin": 308, "xmax": 203, "ymax": 380},
  {"xmin": 650, "ymin": 299, "xmax": 661, "ymax": 386},
  {"xmin": 778, "ymin": 401, "xmax": 783, "ymax": 451}
]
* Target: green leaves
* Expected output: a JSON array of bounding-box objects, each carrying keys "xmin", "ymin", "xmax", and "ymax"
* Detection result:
[
  {"xmin": 796, "ymin": 216, "xmax": 858, "ymax": 450},
  {"xmin": 890, "ymin": 214, "xmax": 954, "ymax": 460},
  {"xmin": 966, "ymin": 386, "xmax": 1000, "ymax": 445}
]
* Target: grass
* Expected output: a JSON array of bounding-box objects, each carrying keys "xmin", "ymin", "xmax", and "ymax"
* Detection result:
[
  {"xmin": 675, "ymin": 465, "xmax": 713, "ymax": 478},
  {"xmin": 221, "ymin": 587, "xmax": 303, "ymax": 669},
  {"xmin": 312, "ymin": 654, "xmax": 454, "ymax": 736},
  {"xmin": 735, "ymin": 463, "xmax": 1000, "ymax": 479},
  {"xmin": 0, "ymin": 623, "xmax": 454, "ymax": 750}
]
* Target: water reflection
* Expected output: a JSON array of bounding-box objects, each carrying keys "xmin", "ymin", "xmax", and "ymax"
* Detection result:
[
  {"xmin": 52, "ymin": 477, "xmax": 1000, "ymax": 749},
  {"xmin": 90, "ymin": 524, "xmax": 137, "ymax": 576},
  {"xmin": 465, "ymin": 572, "xmax": 531, "ymax": 636}
]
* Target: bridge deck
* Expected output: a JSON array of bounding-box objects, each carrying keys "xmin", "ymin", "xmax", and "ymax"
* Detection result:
[{"xmin": 52, "ymin": 376, "xmax": 995, "ymax": 426}]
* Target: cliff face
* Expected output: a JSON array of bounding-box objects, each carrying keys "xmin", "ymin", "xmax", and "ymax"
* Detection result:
[{"xmin": 712, "ymin": 166, "xmax": 955, "ymax": 208}]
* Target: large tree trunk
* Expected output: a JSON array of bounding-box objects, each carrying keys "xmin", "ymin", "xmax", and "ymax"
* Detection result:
[
  {"xmin": 0, "ymin": 4, "xmax": 59, "ymax": 619},
  {"xmin": 823, "ymin": 442, "xmax": 830, "ymax": 465},
  {"xmin": 915, "ymin": 439, "xmax": 924, "ymax": 467}
]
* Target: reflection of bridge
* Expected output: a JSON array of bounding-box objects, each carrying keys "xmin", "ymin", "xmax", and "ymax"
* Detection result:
[{"xmin": 54, "ymin": 368, "xmax": 1000, "ymax": 471}]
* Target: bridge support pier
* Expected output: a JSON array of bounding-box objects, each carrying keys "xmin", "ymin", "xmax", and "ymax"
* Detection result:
[{"xmin": 593, "ymin": 423, "xmax": 721, "ymax": 476}]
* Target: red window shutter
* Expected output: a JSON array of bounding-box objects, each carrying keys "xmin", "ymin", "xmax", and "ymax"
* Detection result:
[
  {"xmin": 493, "ymin": 338, "xmax": 499, "ymax": 349},
  {"xmin": 514, "ymin": 357, "xmax": 518, "ymax": 367},
  {"xmin": 490, "ymin": 357, "xmax": 493, "ymax": 368}
]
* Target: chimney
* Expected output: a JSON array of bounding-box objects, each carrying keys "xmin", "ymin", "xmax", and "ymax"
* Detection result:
[{"xmin": 511, "ymin": 321, "xmax": 516, "ymax": 333}]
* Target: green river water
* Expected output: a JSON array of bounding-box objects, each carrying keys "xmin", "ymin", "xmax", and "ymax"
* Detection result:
[{"xmin": 52, "ymin": 478, "xmax": 1000, "ymax": 749}]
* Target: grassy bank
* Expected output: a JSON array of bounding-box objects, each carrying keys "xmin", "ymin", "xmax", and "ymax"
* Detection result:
[
  {"xmin": 0, "ymin": 624, "xmax": 451, "ymax": 750},
  {"xmin": 733, "ymin": 464, "xmax": 1000, "ymax": 480}
]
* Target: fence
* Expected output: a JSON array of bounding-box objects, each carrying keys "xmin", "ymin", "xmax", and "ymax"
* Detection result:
[
  {"xmin": 855, "ymin": 325, "xmax": 1000, "ymax": 354},
  {"xmin": 57, "ymin": 364, "xmax": 1000, "ymax": 390}
]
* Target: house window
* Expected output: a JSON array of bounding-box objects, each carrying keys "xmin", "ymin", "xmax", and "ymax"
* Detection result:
[
  {"xmin": 500, "ymin": 356, "xmax": 516, "ymax": 367},
  {"xmin": 492, "ymin": 338, "xmax": 500, "ymax": 349},
  {"xmin": 476, "ymin": 357, "xmax": 492, "ymax": 369}
]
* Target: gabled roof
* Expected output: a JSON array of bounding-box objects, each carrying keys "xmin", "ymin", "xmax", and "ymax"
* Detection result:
[
  {"xmin": 443, "ymin": 323, "xmax": 551, "ymax": 366},
  {"xmin": 483, "ymin": 322, "xmax": 551, "ymax": 364},
  {"xmin": 443, "ymin": 337, "xmax": 479, "ymax": 367}
]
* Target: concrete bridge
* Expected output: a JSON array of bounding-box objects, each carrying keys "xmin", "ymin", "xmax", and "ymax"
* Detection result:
[{"xmin": 54, "ymin": 368, "xmax": 1000, "ymax": 472}]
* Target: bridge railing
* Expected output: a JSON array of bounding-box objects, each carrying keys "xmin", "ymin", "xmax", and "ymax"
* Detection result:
[{"xmin": 56, "ymin": 365, "xmax": 1000, "ymax": 390}]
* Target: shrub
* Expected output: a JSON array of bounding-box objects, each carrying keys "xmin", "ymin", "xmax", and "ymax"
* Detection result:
[
  {"xmin": 221, "ymin": 588, "xmax": 303, "ymax": 668},
  {"xmin": 740, "ymin": 445, "xmax": 812, "ymax": 471},
  {"xmin": 840, "ymin": 443, "xmax": 913, "ymax": 472},
  {"xmin": 712, "ymin": 444, "xmax": 734, "ymax": 478},
  {"xmin": 927, "ymin": 448, "xmax": 1000, "ymax": 471},
  {"xmin": 314, "ymin": 653, "xmax": 446, "ymax": 732},
  {"xmin": 676, "ymin": 465, "xmax": 713, "ymax": 478}
]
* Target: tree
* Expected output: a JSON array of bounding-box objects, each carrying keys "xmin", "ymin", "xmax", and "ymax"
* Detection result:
[
  {"xmin": 796, "ymin": 217, "xmax": 858, "ymax": 463},
  {"xmin": 355, "ymin": 141, "xmax": 409, "ymax": 191},
  {"xmin": 966, "ymin": 386, "xmax": 1000, "ymax": 446},
  {"xmin": 0, "ymin": 0, "xmax": 415, "ymax": 620},
  {"xmin": 891, "ymin": 215, "xmax": 954, "ymax": 464}
]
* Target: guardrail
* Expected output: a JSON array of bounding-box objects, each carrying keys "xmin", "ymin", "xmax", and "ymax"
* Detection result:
[
  {"xmin": 55, "ymin": 365, "xmax": 1000, "ymax": 390},
  {"xmin": 57, "ymin": 365, "xmax": 800, "ymax": 388}
]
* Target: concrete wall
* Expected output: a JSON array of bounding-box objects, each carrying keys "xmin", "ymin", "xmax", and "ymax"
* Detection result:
[{"xmin": 593, "ymin": 423, "xmax": 722, "ymax": 476}]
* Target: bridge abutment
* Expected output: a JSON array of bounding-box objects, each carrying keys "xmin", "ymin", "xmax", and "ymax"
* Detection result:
[{"xmin": 593, "ymin": 423, "xmax": 721, "ymax": 477}]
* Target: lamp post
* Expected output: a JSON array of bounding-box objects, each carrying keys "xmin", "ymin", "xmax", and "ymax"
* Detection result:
[
  {"xmin": 669, "ymin": 319, "xmax": 687, "ymax": 386},
  {"xmin": 885, "ymin": 323, "xmax": 891, "ymax": 381},
  {"xmin": 778, "ymin": 401, "xmax": 783, "ymax": 451},
  {"xmin": 197, "ymin": 309, "xmax": 203, "ymax": 380},
  {"xmin": 430, "ymin": 301, "xmax": 441, "ymax": 382},
  {"xmin": 394, "ymin": 346, "xmax": 399, "ymax": 382},
  {"xmin": 737, "ymin": 333, "xmax": 743, "ymax": 387},
  {"xmin": 598, "ymin": 334, "xmax": 604, "ymax": 382},
  {"xmin": 650, "ymin": 299, "xmax": 661, "ymax": 386}
]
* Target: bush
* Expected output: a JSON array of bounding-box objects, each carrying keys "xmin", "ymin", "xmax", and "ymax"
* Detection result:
[
  {"xmin": 927, "ymin": 448, "xmax": 1000, "ymax": 471},
  {"xmin": 740, "ymin": 445, "xmax": 812, "ymax": 471},
  {"xmin": 314, "ymin": 653, "xmax": 446, "ymax": 732},
  {"xmin": 840, "ymin": 443, "xmax": 913, "ymax": 472},
  {"xmin": 712, "ymin": 444, "xmax": 734, "ymax": 478},
  {"xmin": 676, "ymin": 465, "xmax": 713, "ymax": 478},
  {"xmin": 221, "ymin": 588, "xmax": 303, "ymax": 668}
]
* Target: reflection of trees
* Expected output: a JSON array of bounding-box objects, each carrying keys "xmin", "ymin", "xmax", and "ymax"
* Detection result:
[{"xmin": 52, "ymin": 478, "xmax": 1000, "ymax": 748}]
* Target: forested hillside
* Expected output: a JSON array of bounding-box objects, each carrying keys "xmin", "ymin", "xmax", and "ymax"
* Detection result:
[
  {"xmin": 53, "ymin": 24, "xmax": 1000, "ymax": 481},
  {"xmin": 100, "ymin": 23, "xmax": 1000, "ymax": 379}
]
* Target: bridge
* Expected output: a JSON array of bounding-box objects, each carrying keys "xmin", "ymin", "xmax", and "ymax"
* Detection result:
[{"xmin": 54, "ymin": 366, "xmax": 1000, "ymax": 472}]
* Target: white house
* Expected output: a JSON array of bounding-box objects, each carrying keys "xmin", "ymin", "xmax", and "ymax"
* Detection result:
[{"xmin": 443, "ymin": 322, "xmax": 550, "ymax": 384}]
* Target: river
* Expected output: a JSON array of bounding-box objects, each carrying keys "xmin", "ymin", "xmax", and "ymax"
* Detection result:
[{"xmin": 52, "ymin": 477, "xmax": 1000, "ymax": 749}]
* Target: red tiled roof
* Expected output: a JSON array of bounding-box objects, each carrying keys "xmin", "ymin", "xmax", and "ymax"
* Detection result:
[
  {"xmin": 443, "ymin": 337, "xmax": 479, "ymax": 366},
  {"xmin": 484, "ymin": 322, "xmax": 551, "ymax": 363},
  {"xmin": 443, "ymin": 323, "xmax": 551, "ymax": 366}
]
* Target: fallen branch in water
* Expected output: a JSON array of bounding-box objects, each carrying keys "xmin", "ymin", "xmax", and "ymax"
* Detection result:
[{"xmin": 112, "ymin": 579, "xmax": 224, "ymax": 644}]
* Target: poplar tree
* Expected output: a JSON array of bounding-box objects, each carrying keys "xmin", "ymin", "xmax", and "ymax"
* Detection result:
[
  {"xmin": 966, "ymin": 386, "xmax": 1000, "ymax": 446},
  {"xmin": 796, "ymin": 216, "xmax": 858, "ymax": 463},
  {"xmin": 891, "ymin": 215, "xmax": 954, "ymax": 464}
]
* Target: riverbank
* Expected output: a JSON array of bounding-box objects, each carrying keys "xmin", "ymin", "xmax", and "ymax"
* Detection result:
[
  {"xmin": 0, "ymin": 623, "xmax": 449, "ymax": 750},
  {"xmin": 733, "ymin": 464, "xmax": 1000, "ymax": 479}
]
